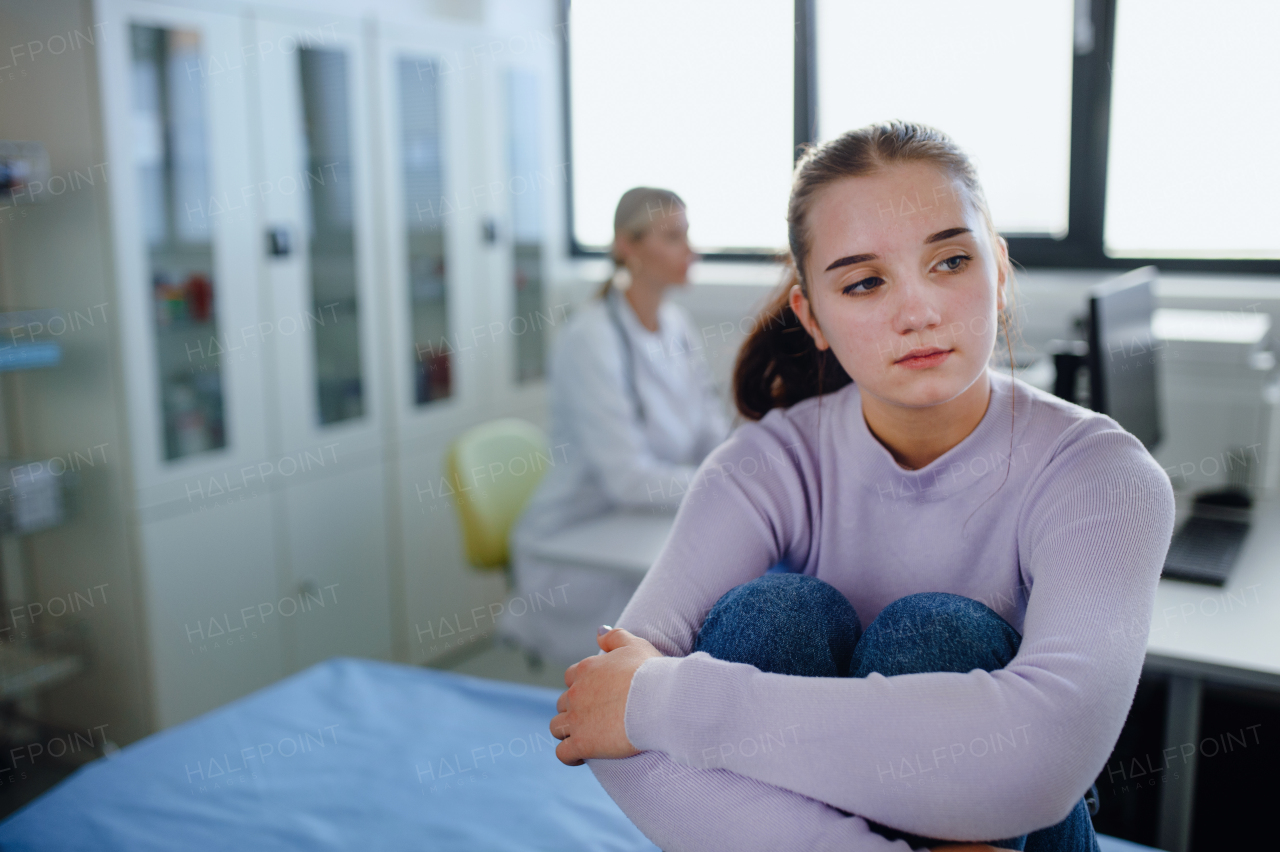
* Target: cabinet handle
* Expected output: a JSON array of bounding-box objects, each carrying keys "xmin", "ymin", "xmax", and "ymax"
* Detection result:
[{"xmin": 266, "ymin": 226, "xmax": 292, "ymax": 258}]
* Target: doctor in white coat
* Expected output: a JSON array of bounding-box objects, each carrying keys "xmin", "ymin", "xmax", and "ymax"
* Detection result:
[{"xmin": 498, "ymin": 187, "xmax": 731, "ymax": 666}]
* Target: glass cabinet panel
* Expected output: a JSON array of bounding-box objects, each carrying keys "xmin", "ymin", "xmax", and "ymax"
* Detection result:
[
  {"xmin": 299, "ymin": 48, "xmax": 364, "ymax": 424},
  {"xmin": 397, "ymin": 58, "xmax": 451, "ymax": 405},
  {"xmin": 506, "ymin": 69, "xmax": 547, "ymax": 384},
  {"xmin": 130, "ymin": 25, "xmax": 225, "ymax": 460}
]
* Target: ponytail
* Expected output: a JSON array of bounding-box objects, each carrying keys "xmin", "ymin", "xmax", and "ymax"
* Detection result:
[{"xmin": 732, "ymin": 263, "xmax": 851, "ymax": 421}]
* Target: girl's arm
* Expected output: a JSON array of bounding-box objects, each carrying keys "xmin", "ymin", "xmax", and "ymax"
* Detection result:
[
  {"xmin": 586, "ymin": 418, "xmax": 927, "ymax": 852},
  {"xmin": 591, "ymin": 418, "xmax": 1174, "ymax": 841},
  {"xmin": 588, "ymin": 751, "xmax": 937, "ymax": 852}
]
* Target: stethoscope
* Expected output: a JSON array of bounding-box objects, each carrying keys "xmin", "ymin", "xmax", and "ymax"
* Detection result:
[
  {"xmin": 604, "ymin": 286, "xmax": 647, "ymax": 424},
  {"xmin": 604, "ymin": 286, "xmax": 700, "ymax": 428}
]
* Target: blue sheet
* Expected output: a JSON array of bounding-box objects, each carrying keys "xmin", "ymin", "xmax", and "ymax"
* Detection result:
[
  {"xmin": 0, "ymin": 658, "xmax": 658, "ymax": 851},
  {"xmin": 0, "ymin": 656, "xmax": 1159, "ymax": 851}
]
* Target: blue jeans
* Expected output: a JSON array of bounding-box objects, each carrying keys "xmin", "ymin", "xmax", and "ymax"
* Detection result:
[{"xmin": 693, "ymin": 573, "xmax": 1100, "ymax": 851}]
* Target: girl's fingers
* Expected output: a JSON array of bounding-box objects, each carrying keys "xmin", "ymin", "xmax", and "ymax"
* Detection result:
[{"xmin": 554, "ymin": 736, "xmax": 584, "ymax": 766}]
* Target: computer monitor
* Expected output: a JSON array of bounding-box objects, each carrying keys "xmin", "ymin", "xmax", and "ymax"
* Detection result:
[{"xmin": 1086, "ymin": 265, "xmax": 1163, "ymax": 451}]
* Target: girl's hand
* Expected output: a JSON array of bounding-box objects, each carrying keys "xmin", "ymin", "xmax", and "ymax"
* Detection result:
[{"xmin": 550, "ymin": 627, "xmax": 663, "ymax": 766}]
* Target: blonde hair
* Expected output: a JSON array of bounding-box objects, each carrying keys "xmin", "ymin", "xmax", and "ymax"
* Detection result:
[{"xmin": 597, "ymin": 187, "xmax": 686, "ymax": 298}]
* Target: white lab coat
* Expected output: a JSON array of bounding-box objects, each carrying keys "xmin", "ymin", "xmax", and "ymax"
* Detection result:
[{"xmin": 498, "ymin": 288, "xmax": 732, "ymax": 666}]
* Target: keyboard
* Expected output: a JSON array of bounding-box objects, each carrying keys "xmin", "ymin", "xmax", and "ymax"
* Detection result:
[{"xmin": 1162, "ymin": 504, "xmax": 1251, "ymax": 586}]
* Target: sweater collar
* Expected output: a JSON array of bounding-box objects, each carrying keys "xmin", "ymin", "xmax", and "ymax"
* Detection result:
[{"xmin": 836, "ymin": 369, "xmax": 1026, "ymax": 502}]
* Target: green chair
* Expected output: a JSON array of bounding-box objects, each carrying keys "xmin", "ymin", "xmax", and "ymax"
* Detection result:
[{"xmin": 444, "ymin": 417, "xmax": 550, "ymax": 589}]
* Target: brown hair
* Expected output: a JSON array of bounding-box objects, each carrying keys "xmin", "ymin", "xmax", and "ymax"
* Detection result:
[
  {"xmin": 732, "ymin": 120, "xmax": 1019, "ymax": 421},
  {"xmin": 595, "ymin": 186, "xmax": 686, "ymax": 299}
]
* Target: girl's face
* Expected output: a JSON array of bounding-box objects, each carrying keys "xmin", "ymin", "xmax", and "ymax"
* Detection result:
[
  {"xmin": 619, "ymin": 208, "xmax": 698, "ymax": 287},
  {"xmin": 790, "ymin": 161, "xmax": 1007, "ymax": 410}
]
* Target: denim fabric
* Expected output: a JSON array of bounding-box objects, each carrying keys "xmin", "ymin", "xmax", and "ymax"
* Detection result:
[{"xmin": 693, "ymin": 573, "xmax": 1101, "ymax": 852}]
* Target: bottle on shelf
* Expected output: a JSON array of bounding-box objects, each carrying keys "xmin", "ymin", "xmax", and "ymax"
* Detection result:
[{"xmin": 184, "ymin": 273, "xmax": 213, "ymax": 324}]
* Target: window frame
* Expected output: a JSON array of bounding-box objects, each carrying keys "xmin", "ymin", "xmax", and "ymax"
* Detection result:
[{"xmin": 560, "ymin": 0, "xmax": 1280, "ymax": 274}]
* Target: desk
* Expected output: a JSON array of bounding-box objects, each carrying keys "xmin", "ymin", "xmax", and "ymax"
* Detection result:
[
  {"xmin": 523, "ymin": 511, "xmax": 675, "ymax": 578},
  {"xmin": 1143, "ymin": 494, "xmax": 1280, "ymax": 852}
]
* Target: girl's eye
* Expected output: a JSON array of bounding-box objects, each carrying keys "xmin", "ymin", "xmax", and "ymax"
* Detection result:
[
  {"xmin": 936, "ymin": 254, "xmax": 972, "ymax": 273},
  {"xmin": 842, "ymin": 276, "xmax": 884, "ymax": 295}
]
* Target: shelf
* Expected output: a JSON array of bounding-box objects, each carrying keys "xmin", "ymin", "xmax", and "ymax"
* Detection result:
[
  {"xmin": 0, "ymin": 644, "xmax": 83, "ymax": 700},
  {"xmin": 0, "ymin": 342, "xmax": 61, "ymax": 373}
]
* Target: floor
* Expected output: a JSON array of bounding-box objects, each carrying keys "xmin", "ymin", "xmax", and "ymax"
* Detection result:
[{"xmin": 0, "ymin": 712, "xmax": 96, "ymax": 820}]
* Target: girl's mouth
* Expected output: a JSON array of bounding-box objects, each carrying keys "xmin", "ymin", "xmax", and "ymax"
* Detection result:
[{"xmin": 895, "ymin": 348, "xmax": 952, "ymax": 369}]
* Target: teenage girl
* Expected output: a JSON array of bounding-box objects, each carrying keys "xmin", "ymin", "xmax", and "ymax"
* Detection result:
[{"xmin": 549, "ymin": 122, "xmax": 1175, "ymax": 851}]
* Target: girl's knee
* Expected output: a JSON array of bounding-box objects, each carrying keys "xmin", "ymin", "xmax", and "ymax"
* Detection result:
[
  {"xmin": 695, "ymin": 573, "xmax": 862, "ymax": 676},
  {"xmin": 880, "ymin": 591, "xmax": 1009, "ymax": 627},
  {"xmin": 854, "ymin": 592, "xmax": 1022, "ymax": 678},
  {"xmin": 709, "ymin": 574, "xmax": 858, "ymax": 625}
]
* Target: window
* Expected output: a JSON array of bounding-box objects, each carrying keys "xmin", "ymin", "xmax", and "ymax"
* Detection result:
[
  {"xmin": 1105, "ymin": 0, "xmax": 1280, "ymax": 259},
  {"xmin": 567, "ymin": 0, "xmax": 794, "ymax": 253},
  {"xmin": 563, "ymin": 0, "xmax": 1280, "ymax": 271},
  {"xmin": 816, "ymin": 0, "xmax": 1074, "ymax": 237}
]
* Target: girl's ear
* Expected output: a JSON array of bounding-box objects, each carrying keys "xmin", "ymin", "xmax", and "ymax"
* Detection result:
[{"xmin": 789, "ymin": 284, "xmax": 830, "ymax": 351}]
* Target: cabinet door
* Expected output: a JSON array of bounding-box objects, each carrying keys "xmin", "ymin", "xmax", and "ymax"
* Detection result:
[
  {"xmin": 253, "ymin": 16, "xmax": 384, "ymax": 452},
  {"xmin": 374, "ymin": 19, "xmax": 513, "ymax": 663},
  {"xmin": 251, "ymin": 13, "xmax": 391, "ymax": 669},
  {"xmin": 98, "ymin": 0, "xmax": 271, "ymax": 495},
  {"xmin": 96, "ymin": 0, "xmax": 283, "ymax": 726},
  {"xmin": 374, "ymin": 21, "xmax": 491, "ymax": 439}
]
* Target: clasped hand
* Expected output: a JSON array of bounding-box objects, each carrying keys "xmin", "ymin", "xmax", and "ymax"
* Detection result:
[
  {"xmin": 551, "ymin": 632, "xmax": 1018, "ymax": 852},
  {"xmin": 550, "ymin": 627, "xmax": 663, "ymax": 766}
]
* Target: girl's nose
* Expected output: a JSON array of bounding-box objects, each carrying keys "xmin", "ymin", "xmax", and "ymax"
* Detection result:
[{"xmin": 893, "ymin": 278, "xmax": 942, "ymax": 333}]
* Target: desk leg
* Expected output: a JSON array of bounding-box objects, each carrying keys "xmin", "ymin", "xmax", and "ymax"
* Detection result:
[{"xmin": 1156, "ymin": 675, "xmax": 1202, "ymax": 852}]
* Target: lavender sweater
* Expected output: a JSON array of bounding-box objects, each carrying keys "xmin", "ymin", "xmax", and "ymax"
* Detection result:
[{"xmin": 587, "ymin": 369, "xmax": 1175, "ymax": 851}]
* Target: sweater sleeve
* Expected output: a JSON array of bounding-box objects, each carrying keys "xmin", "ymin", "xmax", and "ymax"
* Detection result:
[
  {"xmin": 587, "ymin": 423, "xmax": 935, "ymax": 851},
  {"xmin": 587, "ymin": 751, "xmax": 932, "ymax": 852},
  {"xmin": 596, "ymin": 417, "xmax": 1175, "ymax": 842},
  {"xmin": 589, "ymin": 418, "xmax": 927, "ymax": 852},
  {"xmin": 556, "ymin": 318, "xmax": 697, "ymax": 512}
]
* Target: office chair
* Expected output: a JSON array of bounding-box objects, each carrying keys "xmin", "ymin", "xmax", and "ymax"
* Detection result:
[{"xmin": 444, "ymin": 418, "xmax": 551, "ymax": 670}]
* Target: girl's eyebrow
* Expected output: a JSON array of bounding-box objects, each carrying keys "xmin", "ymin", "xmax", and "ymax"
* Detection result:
[
  {"xmin": 924, "ymin": 226, "xmax": 972, "ymax": 244},
  {"xmin": 825, "ymin": 252, "xmax": 877, "ymax": 271},
  {"xmin": 824, "ymin": 226, "xmax": 973, "ymax": 272}
]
